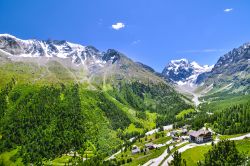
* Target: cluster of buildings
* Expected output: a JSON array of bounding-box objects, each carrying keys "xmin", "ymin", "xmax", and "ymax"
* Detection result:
[
  {"xmin": 131, "ymin": 142, "xmax": 158, "ymax": 154},
  {"xmin": 189, "ymin": 129, "xmax": 212, "ymax": 143},
  {"xmin": 131, "ymin": 126, "xmax": 213, "ymax": 155},
  {"xmin": 170, "ymin": 128, "xmax": 212, "ymax": 144}
]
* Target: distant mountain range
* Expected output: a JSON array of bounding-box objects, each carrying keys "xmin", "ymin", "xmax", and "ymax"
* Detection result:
[
  {"xmin": 0, "ymin": 34, "xmax": 249, "ymax": 99},
  {"xmin": 0, "ymin": 34, "xmax": 249, "ymax": 164},
  {"xmin": 0, "ymin": 35, "xmax": 192, "ymax": 161},
  {"xmin": 0, "ymin": 34, "xmax": 119, "ymax": 67},
  {"xmin": 161, "ymin": 43, "xmax": 250, "ymax": 99},
  {"xmin": 0, "ymin": 34, "xmax": 166, "ymax": 85}
]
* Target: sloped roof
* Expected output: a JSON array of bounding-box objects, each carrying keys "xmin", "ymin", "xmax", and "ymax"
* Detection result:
[
  {"xmin": 189, "ymin": 129, "xmax": 211, "ymax": 137},
  {"xmin": 145, "ymin": 142, "xmax": 154, "ymax": 147}
]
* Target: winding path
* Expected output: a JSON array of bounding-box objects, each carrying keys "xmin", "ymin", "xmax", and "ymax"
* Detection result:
[{"xmin": 143, "ymin": 141, "xmax": 188, "ymax": 166}]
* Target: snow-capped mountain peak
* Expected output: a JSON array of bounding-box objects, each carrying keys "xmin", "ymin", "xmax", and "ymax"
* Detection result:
[
  {"xmin": 0, "ymin": 34, "xmax": 120, "ymax": 66},
  {"xmin": 162, "ymin": 59, "xmax": 213, "ymax": 85}
]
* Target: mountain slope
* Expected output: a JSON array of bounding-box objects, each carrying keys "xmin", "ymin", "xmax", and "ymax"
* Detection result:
[
  {"xmin": 198, "ymin": 42, "xmax": 250, "ymax": 99},
  {"xmin": 0, "ymin": 34, "xmax": 192, "ymax": 164},
  {"xmin": 0, "ymin": 34, "xmax": 167, "ymax": 86}
]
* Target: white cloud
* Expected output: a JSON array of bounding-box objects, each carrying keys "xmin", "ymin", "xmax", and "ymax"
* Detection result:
[
  {"xmin": 131, "ymin": 40, "xmax": 141, "ymax": 45},
  {"xmin": 224, "ymin": 8, "xmax": 233, "ymax": 12},
  {"xmin": 112, "ymin": 22, "xmax": 125, "ymax": 30}
]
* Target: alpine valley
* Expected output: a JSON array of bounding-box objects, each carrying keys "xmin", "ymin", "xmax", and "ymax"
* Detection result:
[{"xmin": 0, "ymin": 34, "xmax": 249, "ymax": 166}]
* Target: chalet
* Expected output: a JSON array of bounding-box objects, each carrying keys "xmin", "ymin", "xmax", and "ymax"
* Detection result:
[
  {"xmin": 145, "ymin": 142, "xmax": 156, "ymax": 150},
  {"xmin": 131, "ymin": 145, "xmax": 140, "ymax": 154},
  {"xmin": 189, "ymin": 129, "xmax": 212, "ymax": 143}
]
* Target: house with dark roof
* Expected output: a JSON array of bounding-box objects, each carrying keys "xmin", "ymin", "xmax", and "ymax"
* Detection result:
[
  {"xmin": 145, "ymin": 142, "xmax": 156, "ymax": 150},
  {"xmin": 189, "ymin": 129, "xmax": 212, "ymax": 143},
  {"xmin": 131, "ymin": 145, "xmax": 140, "ymax": 154}
]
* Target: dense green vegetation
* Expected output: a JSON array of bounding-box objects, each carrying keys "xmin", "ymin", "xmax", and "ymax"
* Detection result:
[
  {"xmin": 212, "ymin": 102, "xmax": 250, "ymax": 134},
  {"xmin": 191, "ymin": 101, "xmax": 250, "ymax": 134},
  {"xmin": 200, "ymin": 94, "xmax": 250, "ymax": 112},
  {"xmin": 0, "ymin": 78, "xmax": 190, "ymax": 165},
  {"xmin": 108, "ymin": 82, "xmax": 192, "ymax": 127},
  {"xmin": 0, "ymin": 82, "xmax": 86, "ymax": 164},
  {"xmin": 0, "ymin": 81, "xmax": 122, "ymax": 164},
  {"xmin": 182, "ymin": 139, "xmax": 250, "ymax": 166},
  {"xmin": 197, "ymin": 140, "xmax": 247, "ymax": 166},
  {"xmin": 175, "ymin": 95, "xmax": 250, "ymax": 134}
]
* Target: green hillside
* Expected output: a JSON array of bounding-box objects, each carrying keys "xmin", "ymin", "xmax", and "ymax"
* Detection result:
[{"xmin": 0, "ymin": 63, "xmax": 191, "ymax": 165}]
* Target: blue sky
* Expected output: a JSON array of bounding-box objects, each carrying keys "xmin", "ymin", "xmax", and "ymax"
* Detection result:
[{"xmin": 0, "ymin": 0, "xmax": 250, "ymax": 71}]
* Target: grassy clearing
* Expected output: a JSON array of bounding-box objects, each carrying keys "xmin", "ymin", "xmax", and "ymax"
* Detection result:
[
  {"xmin": 181, "ymin": 145, "xmax": 211, "ymax": 166},
  {"xmin": 145, "ymin": 111, "xmax": 157, "ymax": 129},
  {"xmin": 125, "ymin": 123, "xmax": 144, "ymax": 134},
  {"xmin": 152, "ymin": 136, "xmax": 171, "ymax": 144},
  {"xmin": 176, "ymin": 109, "xmax": 195, "ymax": 120},
  {"xmin": 235, "ymin": 138, "xmax": 250, "ymax": 156},
  {"xmin": 0, "ymin": 148, "xmax": 24, "ymax": 166},
  {"xmin": 48, "ymin": 155, "xmax": 72, "ymax": 165},
  {"xmin": 83, "ymin": 151, "xmax": 95, "ymax": 158},
  {"xmin": 182, "ymin": 138, "xmax": 250, "ymax": 166}
]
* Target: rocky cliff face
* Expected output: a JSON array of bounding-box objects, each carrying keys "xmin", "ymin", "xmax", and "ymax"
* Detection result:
[
  {"xmin": 198, "ymin": 43, "xmax": 250, "ymax": 94},
  {"xmin": 194, "ymin": 43, "xmax": 250, "ymax": 98}
]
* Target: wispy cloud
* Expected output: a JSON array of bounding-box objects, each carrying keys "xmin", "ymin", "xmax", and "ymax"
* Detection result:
[
  {"xmin": 98, "ymin": 19, "xmax": 103, "ymax": 26},
  {"xmin": 112, "ymin": 22, "xmax": 125, "ymax": 30},
  {"xmin": 131, "ymin": 40, "xmax": 141, "ymax": 45},
  {"xmin": 224, "ymin": 8, "xmax": 233, "ymax": 13},
  {"xmin": 178, "ymin": 49, "xmax": 225, "ymax": 54}
]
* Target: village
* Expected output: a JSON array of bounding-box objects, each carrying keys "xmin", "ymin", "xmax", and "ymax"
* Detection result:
[
  {"xmin": 111, "ymin": 124, "xmax": 214, "ymax": 165},
  {"xmin": 130, "ymin": 125, "xmax": 212, "ymax": 155}
]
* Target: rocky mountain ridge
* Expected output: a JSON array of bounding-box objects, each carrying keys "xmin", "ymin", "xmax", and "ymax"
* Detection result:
[
  {"xmin": 0, "ymin": 34, "xmax": 121, "ymax": 66},
  {"xmin": 0, "ymin": 34, "xmax": 167, "ymax": 86}
]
